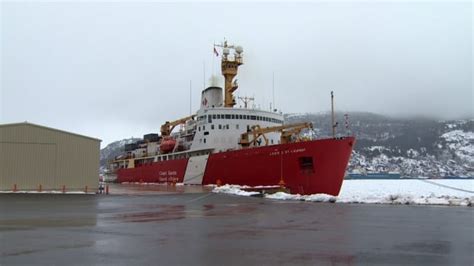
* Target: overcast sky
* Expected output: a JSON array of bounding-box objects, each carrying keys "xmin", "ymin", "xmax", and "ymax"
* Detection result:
[{"xmin": 1, "ymin": 1, "xmax": 472, "ymax": 146}]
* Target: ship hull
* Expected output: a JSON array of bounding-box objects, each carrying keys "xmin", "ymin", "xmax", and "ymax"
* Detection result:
[
  {"xmin": 117, "ymin": 137, "xmax": 355, "ymax": 196},
  {"xmin": 117, "ymin": 158, "xmax": 188, "ymax": 183}
]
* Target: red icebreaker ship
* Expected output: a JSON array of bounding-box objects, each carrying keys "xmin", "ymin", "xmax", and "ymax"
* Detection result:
[{"xmin": 110, "ymin": 41, "xmax": 355, "ymax": 195}]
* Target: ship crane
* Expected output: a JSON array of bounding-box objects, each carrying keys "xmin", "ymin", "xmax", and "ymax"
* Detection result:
[
  {"xmin": 160, "ymin": 114, "xmax": 196, "ymax": 137},
  {"xmin": 239, "ymin": 122, "xmax": 313, "ymax": 148}
]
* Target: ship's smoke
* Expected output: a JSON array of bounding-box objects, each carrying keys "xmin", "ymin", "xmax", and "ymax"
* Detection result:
[{"xmin": 209, "ymin": 75, "xmax": 222, "ymax": 87}]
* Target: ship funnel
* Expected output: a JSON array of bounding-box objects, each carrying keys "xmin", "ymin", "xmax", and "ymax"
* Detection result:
[{"xmin": 201, "ymin": 86, "xmax": 223, "ymax": 109}]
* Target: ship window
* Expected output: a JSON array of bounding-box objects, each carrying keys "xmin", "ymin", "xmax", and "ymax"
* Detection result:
[
  {"xmin": 299, "ymin": 157, "xmax": 314, "ymax": 174},
  {"xmin": 231, "ymin": 114, "xmax": 235, "ymax": 119},
  {"xmin": 198, "ymin": 126, "xmax": 201, "ymax": 131},
  {"xmin": 219, "ymin": 124, "xmax": 222, "ymax": 129},
  {"xmin": 225, "ymin": 114, "xmax": 231, "ymax": 119},
  {"xmin": 217, "ymin": 114, "xmax": 221, "ymax": 119},
  {"xmin": 203, "ymin": 126, "xmax": 206, "ymax": 130},
  {"xmin": 208, "ymin": 116, "xmax": 212, "ymax": 123},
  {"xmin": 204, "ymin": 131, "xmax": 209, "ymax": 136},
  {"xmin": 213, "ymin": 114, "xmax": 216, "ymax": 119},
  {"xmin": 203, "ymin": 138, "xmax": 207, "ymax": 143},
  {"xmin": 271, "ymin": 139, "xmax": 274, "ymax": 144},
  {"xmin": 251, "ymin": 115, "xmax": 256, "ymax": 120},
  {"xmin": 236, "ymin": 124, "xmax": 239, "ymax": 130},
  {"xmin": 211, "ymin": 124, "xmax": 215, "ymax": 130},
  {"xmin": 239, "ymin": 115, "xmax": 243, "ymax": 119}
]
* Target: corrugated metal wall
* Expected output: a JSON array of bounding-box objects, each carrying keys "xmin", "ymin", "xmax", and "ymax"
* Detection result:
[{"xmin": 0, "ymin": 123, "xmax": 100, "ymax": 192}]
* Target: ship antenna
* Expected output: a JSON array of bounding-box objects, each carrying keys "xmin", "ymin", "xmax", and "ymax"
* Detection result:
[
  {"xmin": 331, "ymin": 91, "xmax": 337, "ymax": 138},
  {"xmin": 189, "ymin": 80, "xmax": 192, "ymax": 116},
  {"xmin": 272, "ymin": 71, "xmax": 275, "ymax": 112},
  {"xmin": 203, "ymin": 61, "xmax": 206, "ymax": 89}
]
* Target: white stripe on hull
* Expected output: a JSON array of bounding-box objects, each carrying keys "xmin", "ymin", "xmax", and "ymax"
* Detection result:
[{"xmin": 183, "ymin": 154, "xmax": 209, "ymax": 185}]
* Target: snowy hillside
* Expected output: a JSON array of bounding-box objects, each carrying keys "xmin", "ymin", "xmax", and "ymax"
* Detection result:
[{"xmin": 99, "ymin": 138, "xmax": 140, "ymax": 172}]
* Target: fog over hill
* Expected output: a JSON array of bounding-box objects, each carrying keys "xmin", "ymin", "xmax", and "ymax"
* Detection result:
[{"xmin": 100, "ymin": 112, "xmax": 474, "ymax": 178}]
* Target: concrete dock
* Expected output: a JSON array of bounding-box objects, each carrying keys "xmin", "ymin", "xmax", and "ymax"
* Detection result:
[{"xmin": 1, "ymin": 185, "xmax": 472, "ymax": 265}]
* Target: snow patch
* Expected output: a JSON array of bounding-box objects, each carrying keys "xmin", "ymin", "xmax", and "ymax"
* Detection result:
[
  {"xmin": 266, "ymin": 192, "xmax": 337, "ymax": 202},
  {"xmin": 212, "ymin": 184, "xmax": 260, "ymax": 196},
  {"xmin": 212, "ymin": 180, "xmax": 474, "ymax": 206}
]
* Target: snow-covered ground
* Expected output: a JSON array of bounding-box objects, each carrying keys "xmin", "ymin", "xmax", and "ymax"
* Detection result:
[{"xmin": 213, "ymin": 180, "xmax": 474, "ymax": 206}]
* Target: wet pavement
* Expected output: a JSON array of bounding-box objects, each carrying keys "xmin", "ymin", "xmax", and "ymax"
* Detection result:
[{"xmin": 0, "ymin": 186, "xmax": 473, "ymax": 265}]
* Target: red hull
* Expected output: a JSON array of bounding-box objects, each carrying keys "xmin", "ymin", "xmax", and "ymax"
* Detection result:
[
  {"xmin": 203, "ymin": 137, "xmax": 354, "ymax": 195},
  {"xmin": 117, "ymin": 137, "xmax": 355, "ymax": 195},
  {"xmin": 117, "ymin": 158, "xmax": 188, "ymax": 183}
]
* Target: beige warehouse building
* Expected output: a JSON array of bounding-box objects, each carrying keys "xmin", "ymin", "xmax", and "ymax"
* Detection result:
[{"xmin": 0, "ymin": 122, "xmax": 101, "ymax": 192}]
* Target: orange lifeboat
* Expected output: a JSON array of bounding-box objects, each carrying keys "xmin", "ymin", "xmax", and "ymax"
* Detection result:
[{"xmin": 160, "ymin": 137, "xmax": 176, "ymax": 154}]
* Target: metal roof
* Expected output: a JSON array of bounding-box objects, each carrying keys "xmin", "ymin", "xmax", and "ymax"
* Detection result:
[{"xmin": 0, "ymin": 122, "xmax": 102, "ymax": 142}]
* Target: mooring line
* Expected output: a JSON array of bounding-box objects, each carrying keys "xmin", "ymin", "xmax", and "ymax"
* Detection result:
[
  {"xmin": 187, "ymin": 192, "xmax": 214, "ymax": 203},
  {"xmin": 416, "ymin": 178, "xmax": 474, "ymax": 194}
]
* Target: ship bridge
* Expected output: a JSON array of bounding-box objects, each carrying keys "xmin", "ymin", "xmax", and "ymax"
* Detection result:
[{"xmin": 191, "ymin": 107, "xmax": 284, "ymax": 152}]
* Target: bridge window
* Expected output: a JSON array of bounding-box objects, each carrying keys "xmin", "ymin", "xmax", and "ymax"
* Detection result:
[
  {"xmin": 219, "ymin": 124, "xmax": 222, "ymax": 129},
  {"xmin": 225, "ymin": 114, "xmax": 231, "ymax": 119},
  {"xmin": 250, "ymin": 115, "xmax": 256, "ymax": 120},
  {"xmin": 211, "ymin": 124, "xmax": 215, "ymax": 130},
  {"xmin": 213, "ymin": 114, "xmax": 216, "ymax": 119}
]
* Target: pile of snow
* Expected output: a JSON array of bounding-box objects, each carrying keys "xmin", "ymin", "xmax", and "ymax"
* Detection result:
[
  {"xmin": 212, "ymin": 180, "xmax": 474, "ymax": 206},
  {"xmin": 212, "ymin": 184, "xmax": 260, "ymax": 196},
  {"xmin": 266, "ymin": 192, "xmax": 337, "ymax": 202}
]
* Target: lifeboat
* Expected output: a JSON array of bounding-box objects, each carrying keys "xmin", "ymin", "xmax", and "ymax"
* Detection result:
[{"xmin": 160, "ymin": 137, "xmax": 176, "ymax": 153}]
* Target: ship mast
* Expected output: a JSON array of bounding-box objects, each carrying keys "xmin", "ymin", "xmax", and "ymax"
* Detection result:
[{"xmin": 215, "ymin": 41, "xmax": 244, "ymax": 108}]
